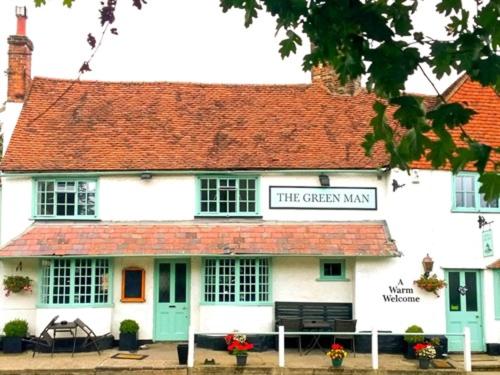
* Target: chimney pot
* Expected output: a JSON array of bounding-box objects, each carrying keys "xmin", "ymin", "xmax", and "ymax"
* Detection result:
[{"xmin": 15, "ymin": 6, "xmax": 28, "ymax": 36}]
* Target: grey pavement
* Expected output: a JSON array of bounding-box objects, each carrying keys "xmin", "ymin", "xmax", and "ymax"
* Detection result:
[{"xmin": 0, "ymin": 343, "xmax": 499, "ymax": 374}]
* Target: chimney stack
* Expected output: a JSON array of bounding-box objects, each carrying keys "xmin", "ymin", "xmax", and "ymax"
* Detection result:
[
  {"xmin": 7, "ymin": 6, "xmax": 33, "ymax": 102},
  {"xmin": 311, "ymin": 64, "xmax": 361, "ymax": 96}
]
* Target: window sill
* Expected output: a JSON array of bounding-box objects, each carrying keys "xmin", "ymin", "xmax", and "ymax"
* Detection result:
[
  {"xmin": 32, "ymin": 217, "xmax": 101, "ymax": 221},
  {"xmin": 200, "ymin": 302, "xmax": 273, "ymax": 306},
  {"xmin": 451, "ymin": 209, "xmax": 500, "ymax": 214},
  {"xmin": 36, "ymin": 303, "xmax": 114, "ymax": 308},
  {"xmin": 316, "ymin": 278, "xmax": 350, "ymax": 282},
  {"xmin": 195, "ymin": 216, "xmax": 263, "ymax": 219}
]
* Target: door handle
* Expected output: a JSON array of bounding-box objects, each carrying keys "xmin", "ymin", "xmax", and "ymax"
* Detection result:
[{"xmin": 169, "ymin": 305, "xmax": 175, "ymax": 308}]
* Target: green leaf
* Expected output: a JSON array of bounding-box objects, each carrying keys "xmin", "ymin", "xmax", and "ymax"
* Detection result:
[
  {"xmin": 471, "ymin": 54, "xmax": 500, "ymax": 90},
  {"xmin": 436, "ymin": 0, "xmax": 462, "ymax": 16},
  {"xmin": 470, "ymin": 142, "xmax": 492, "ymax": 173},
  {"xmin": 390, "ymin": 95, "xmax": 425, "ymax": 129},
  {"xmin": 278, "ymin": 30, "xmax": 302, "ymax": 58},
  {"xmin": 426, "ymin": 103, "xmax": 476, "ymax": 129},
  {"xmin": 429, "ymin": 41, "xmax": 456, "ymax": 78},
  {"xmin": 63, "ymin": 0, "xmax": 74, "ymax": 7},
  {"xmin": 34, "ymin": 0, "xmax": 46, "ymax": 6},
  {"xmin": 478, "ymin": 173, "xmax": 500, "ymax": 203}
]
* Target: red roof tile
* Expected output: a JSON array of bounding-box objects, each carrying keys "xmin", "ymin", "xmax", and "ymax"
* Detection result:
[
  {"xmin": 487, "ymin": 259, "xmax": 500, "ymax": 269},
  {"xmin": 0, "ymin": 221, "xmax": 398, "ymax": 257},
  {"xmin": 1, "ymin": 78, "xmax": 390, "ymax": 172},
  {"xmin": 412, "ymin": 77, "xmax": 500, "ymax": 170}
]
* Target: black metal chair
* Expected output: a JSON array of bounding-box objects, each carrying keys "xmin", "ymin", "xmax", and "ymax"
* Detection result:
[
  {"xmin": 26, "ymin": 315, "xmax": 59, "ymax": 357},
  {"xmin": 74, "ymin": 318, "xmax": 111, "ymax": 355},
  {"xmin": 277, "ymin": 318, "xmax": 303, "ymax": 355},
  {"xmin": 333, "ymin": 319, "xmax": 357, "ymax": 357}
]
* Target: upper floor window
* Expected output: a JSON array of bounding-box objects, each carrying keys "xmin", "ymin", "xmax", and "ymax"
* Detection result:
[
  {"xmin": 196, "ymin": 176, "xmax": 259, "ymax": 216},
  {"xmin": 34, "ymin": 179, "xmax": 98, "ymax": 219},
  {"xmin": 39, "ymin": 258, "xmax": 111, "ymax": 306},
  {"xmin": 453, "ymin": 174, "xmax": 499, "ymax": 212}
]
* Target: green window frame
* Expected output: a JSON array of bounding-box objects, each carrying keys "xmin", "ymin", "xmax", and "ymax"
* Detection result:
[
  {"xmin": 452, "ymin": 173, "xmax": 499, "ymax": 212},
  {"xmin": 494, "ymin": 270, "xmax": 500, "ymax": 320},
  {"xmin": 202, "ymin": 258, "xmax": 271, "ymax": 304},
  {"xmin": 319, "ymin": 259, "xmax": 346, "ymax": 281},
  {"xmin": 33, "ymin": 178, "xmax": 99, "ymax": 219},
  {"xmin": 39, "ymin": 258, "xmax": 112, "ymax": 307},
  {"xmin": 196, "ymin": 176, "xmax": 260, "ymax": 217}
]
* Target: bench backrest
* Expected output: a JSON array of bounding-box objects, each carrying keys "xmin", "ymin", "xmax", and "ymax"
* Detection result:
[{"xmin": 275, "ymin": 301, "xmax": 353, "ymax": 324}]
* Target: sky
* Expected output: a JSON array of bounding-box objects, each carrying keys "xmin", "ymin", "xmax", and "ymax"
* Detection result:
[{"xmin": 0, "ymin": 0, "xmax": 461, "ymax": 104}]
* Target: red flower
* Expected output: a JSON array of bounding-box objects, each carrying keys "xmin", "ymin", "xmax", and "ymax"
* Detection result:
[{"xmin": 331, "ymin": 343, "xmax": 344, "ymax": 351}]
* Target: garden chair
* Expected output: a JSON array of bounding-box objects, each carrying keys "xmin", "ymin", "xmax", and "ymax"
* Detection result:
[
  {"xmin": 333, "ymin": 319, "xmax": 357, "ymax": 357},
  {"xmin": 277, "ymin": 318, "xmax": 303, "ymax": 355},
  {"xmin": 74, "ymin": 318, "xmax": 111, "ymax": 355},
  {"xmin": 26, "ymin": 315, "xmax": 59, "ymax": 357}
]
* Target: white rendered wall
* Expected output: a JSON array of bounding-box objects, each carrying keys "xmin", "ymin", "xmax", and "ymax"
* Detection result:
[
  {"xmin": 1, "ymin": 102, "xmax": 22, "ymax": 157},
  {"xmin": 0, "ymin": 177, "xmax": 33, "ymax": 246}
]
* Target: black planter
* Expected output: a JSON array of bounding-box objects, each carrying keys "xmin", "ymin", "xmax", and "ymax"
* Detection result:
[
  {"xmin": 419, "ymin": 357, "xmax": 431, "ymax": 369},
  {"xmin": 3, "ymin": 336, "xmax": 23, "ymax": 354},
  {"xmin": 177, "ymin": 343, "xmax": 188, "ymax": 365},
  {"xmin": 487, "ymin": 343, "xmax": 500, "ymax": 356},
  {"xmin": 236, "ymin": 354, "xmax": 247, "ymax": 366},
  {"xmin": 403, "ymin": 341, "xmax": 417, "ymax": 359},
  {"xmin": 119, "ymin": 333, "xmax": 138, "ymax": 351}
]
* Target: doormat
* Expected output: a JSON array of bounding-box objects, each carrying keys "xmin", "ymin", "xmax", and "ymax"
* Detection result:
[
  {"xmin": 432, "ymin": 359, "xmax": 455, "ymax": 369},
  {"xmin": 111, "ymin": 353, "xmax": 148, "ymax": 360}
]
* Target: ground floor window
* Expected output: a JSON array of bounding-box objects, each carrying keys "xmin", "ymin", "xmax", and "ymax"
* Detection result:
[
  {"xmin": 39, "ymin": 258, "xmax": 111, "ymax": 306},
  {"xmin": 203, "ymin": 258, "xmax": 270, "ymax": 303}
]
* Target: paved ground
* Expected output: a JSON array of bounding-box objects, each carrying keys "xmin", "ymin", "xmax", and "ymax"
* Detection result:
[{"xmin": 0, "ymin": 343, "xmax": 499, "ymax": 374}]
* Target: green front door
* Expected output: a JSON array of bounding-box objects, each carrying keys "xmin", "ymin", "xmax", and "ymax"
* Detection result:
[
  {"xmin": 154, "ymin": 260, "xmax": 190, "ymax": 341},
  {"xmin": 445, "ymin": 270, "xmax": 484, "ymax": 352}
]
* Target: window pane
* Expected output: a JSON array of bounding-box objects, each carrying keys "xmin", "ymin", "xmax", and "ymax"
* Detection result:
[
  {"xmin": 449, "ymin": 272, "xmax": 461, "ymax": 311},
  {"xmin": 94, "ymin": 259, "xmax": 110, "ymax": 304},
  {"xmin": 239, "ymin": 259, "xmax": 256, "ymax": 302},
  {"xmin": 175, "ymin": 263, "xmax": 187, "ymax": 303},
  {"xmin": 204, "ymin": 260, "xmax": 217, "ymax": 302},
  {"xmin": 465, "ymin": 272, "xmax": 478, "ymax": 311},
  {"xmin": 159, "ymin": 263, "xmax": 170, "ymax": 303},
  {"xmin": 74, "ymin": 259, "xmax": 93, "ymax": 304},
  {"xmin": 324, "ymin": 262, "xmax": 342, "ymax": 277},
  {"xmin": 456, "ymin": 176, "xmax": 476, "ymax": 208},
  {"xmin": 52, "ymin": 259, "xmax": 71, "ymax": 304},
  {"xmin": 218, "ymin": 259, "xmax": 235, "ymax": 302},
  {"xmin": 480, "ymin": 194, "xmax": 499, "ymax": 208},
  {"xmin": 198, "ymin": 177, "xmax": 257, "ymax": 215}
]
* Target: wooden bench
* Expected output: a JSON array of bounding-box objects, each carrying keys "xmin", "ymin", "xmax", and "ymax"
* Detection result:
[{"xmin": 275, "ymin": 301, "xmax": 353, "ymax": 327}]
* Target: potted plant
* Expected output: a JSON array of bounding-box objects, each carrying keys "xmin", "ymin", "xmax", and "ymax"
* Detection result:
[
  {"xmin": 414, "ymin": 342, "xmax": 436, "ymax": 369},
  {"xmin": 3, "ymin": 319, "xmax": 28, "ymax": 353},
  {"xmin": 3, "ymin": 276, "xmax": 33, "ymax": 297},
  {"xmin": 225, "ymin": 333, "xmax": 254, "ymax": 366},
  {"xmin": 119, "ymin": 319, "xmax": 139, "ymax": 351},
  {"xmin": 403, "ymin": 325, "xmax": 424, "ymax": 359},
  {"xmin": 414, "ymin": 274, "xmax": 446, "ymax": 297},
  {"xmin": 326, "ymin": 343, "xmax": 348, "ymax": 368}
]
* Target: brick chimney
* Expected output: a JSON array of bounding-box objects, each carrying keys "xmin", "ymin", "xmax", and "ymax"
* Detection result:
[
  {"xmin": 311, "ymin": 63, "xmax": 361, "ymax": 96},
  {"xmin": 7, "ymin": 6, "xmax": 33, "ymax": 103}
]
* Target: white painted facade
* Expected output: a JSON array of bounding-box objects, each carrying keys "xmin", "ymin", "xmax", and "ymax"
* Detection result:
[{"xmin": 0, "ymin": 168, "xmax": 498, "ymax": 348}]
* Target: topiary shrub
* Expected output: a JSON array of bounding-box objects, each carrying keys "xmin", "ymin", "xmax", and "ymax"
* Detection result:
[
  {"xmin": 3, "ymin": 319, "xmax": 28, "ymax": 337},
  {"xmin": 404, "ymin": 325, "xmax": 424, "ymax": 344},
  {"xmin": 119, "ymin": 319, "xmax": 139, "ymax": 334}
]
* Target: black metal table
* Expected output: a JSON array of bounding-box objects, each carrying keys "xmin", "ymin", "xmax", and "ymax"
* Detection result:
[
  {"xmin": 302, "ymin": 320, "xmax": 332, "ymax": 355},
  {"xmin": 48, "ymin": 321, "xmax": 78, "ymax": 356}
]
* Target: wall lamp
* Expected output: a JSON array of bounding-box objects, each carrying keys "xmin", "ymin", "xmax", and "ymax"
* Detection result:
[
  {"xmin": 319, "ymin": 174, "xmax": 330, "ymax": 187},
  {"xmin": 422, "ymin": 254, "xmax": 434, "ymax": 278},
  {"xmin": 140, "ymin": 172, "xmax": 152, "ymax": 180}
]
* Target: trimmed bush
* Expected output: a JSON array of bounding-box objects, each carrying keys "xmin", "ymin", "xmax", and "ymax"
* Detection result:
[
  {"xmin": 119, "ymin": 319, "xmax": 139, "ymax": 334},
  {"xmin": 404, "ymin": 325, "xmax": 424, "ymax": 344},
  {"xmin": 3, "ymin": 319, "xmax": 28, "ymax": 338}
]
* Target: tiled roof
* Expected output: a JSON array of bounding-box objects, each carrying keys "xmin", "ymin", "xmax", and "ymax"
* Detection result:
[
  {"xmin": 487, "ymin": 259, "xmax": 500, "ymax": 269},
  {"xmin": 0, "ymin": 221, "xmax": 399, "ymax": 257},
  {"xmin": 412, "ymin": 76, "xmax": 499, "ymax": 170},
  {"xmin": 1, "ymin": 78, "xmax": 390, "ymax": 172}
]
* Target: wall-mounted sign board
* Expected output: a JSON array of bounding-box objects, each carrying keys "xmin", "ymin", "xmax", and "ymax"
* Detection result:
[
  {"xmin": 269, "ymin": 186, "xmax": 377, "ymax": 210},
  {"xmin": 483, "ymin": 229, "xmax": 494, "ymax": 257}
]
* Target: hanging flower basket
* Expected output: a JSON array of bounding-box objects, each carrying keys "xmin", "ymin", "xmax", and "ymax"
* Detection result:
[
  {"xmin": 414, "ymin": 274, "xmax": 446, "ymax": 297},
  {"xmin": 3, "ymin": 276, "xmax": 33, "ymax": 297}
]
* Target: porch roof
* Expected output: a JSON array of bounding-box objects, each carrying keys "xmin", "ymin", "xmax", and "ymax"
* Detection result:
[
  {"xmin": 487, "ymin": 259, "xmax": 500, "ymax": 269},
  {"xmin": 0, "ymin": 221, "xmax": 399, "ymax": 257}
]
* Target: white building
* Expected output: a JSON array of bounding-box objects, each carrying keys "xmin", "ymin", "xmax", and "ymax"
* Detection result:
[{"xmin": 1, "ymin": 10, "xmax": 499, "ymax": 353}]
